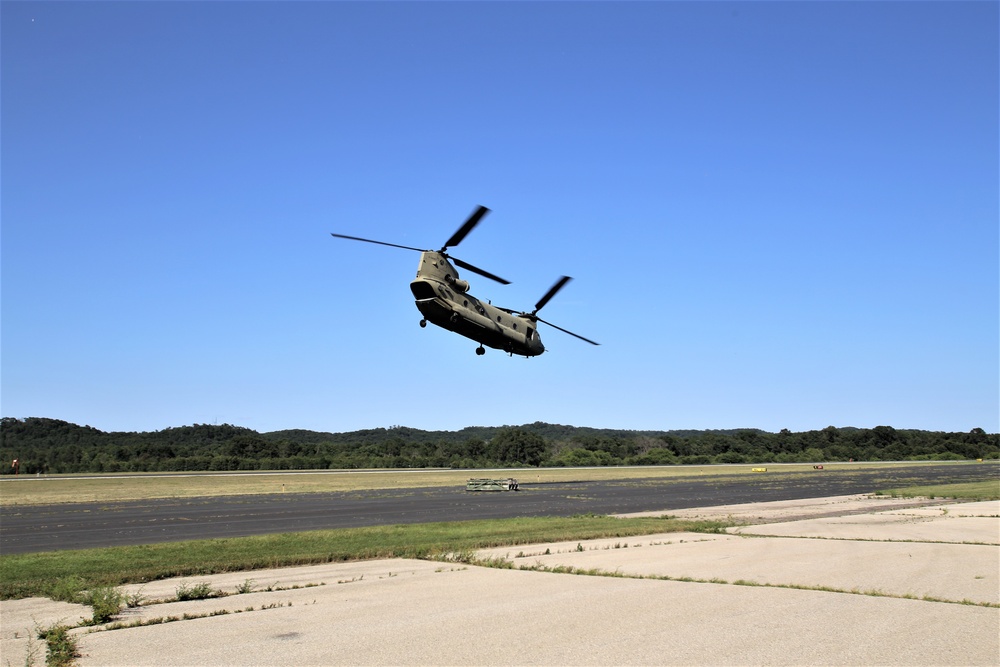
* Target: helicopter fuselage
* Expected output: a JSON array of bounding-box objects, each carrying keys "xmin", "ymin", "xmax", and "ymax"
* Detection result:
[
  {"xmin": 409, "ymin": 252, "xmax": 544, "ymax": 357},
  {"xmin": 331, "ymin": 205, "xmax": 596, "ymax": 356}
]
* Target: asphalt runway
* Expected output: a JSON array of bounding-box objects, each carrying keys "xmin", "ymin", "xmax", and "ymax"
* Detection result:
[{"xmin": 1, "ymin": 463, "xmax": 995, "ymax": 554}]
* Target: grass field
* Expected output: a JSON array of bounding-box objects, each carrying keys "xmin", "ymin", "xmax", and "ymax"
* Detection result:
[
  {"xmin": 0, "ymin": 515, "xmax": 729, "ymax": 600},
  {"xmin": 1, "ymin": 461, "xmax": 987, "ymax": 506}
]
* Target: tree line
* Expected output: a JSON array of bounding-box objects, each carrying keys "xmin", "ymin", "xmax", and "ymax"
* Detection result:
[{"xmin": 1, "ymin": 417, "xmax": 996, "ymax": 475}]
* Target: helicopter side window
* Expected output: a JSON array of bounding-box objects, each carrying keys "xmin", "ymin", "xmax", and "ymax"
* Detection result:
[{"xmin": 526, "ymin": 327, "xmax": 534, "ymax": 340}]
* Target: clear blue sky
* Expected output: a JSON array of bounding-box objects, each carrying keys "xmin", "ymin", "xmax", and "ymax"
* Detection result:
[{"xmin": 2, "ymin": 2, "xmax": 997, "ymax": 435}]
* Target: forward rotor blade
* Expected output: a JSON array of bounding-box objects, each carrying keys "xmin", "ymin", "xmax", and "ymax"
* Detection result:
[
  {"xmin": 330, "ymin": 233, "xmax": 425, "ymax": 253},
  {"xmin": 535, "ymin": 316, "xmax": 600, "ymax": 346},
  {"xmin": 534, "ymin": 275, "xmax": 572, "ymax": 313},
  {"xmin": 451, "ymin": 256, "xmax": 511, "ymax": 285},
  {"xmin": 441, "ymin": 205, "xmax": 490, "ymax": 251}
]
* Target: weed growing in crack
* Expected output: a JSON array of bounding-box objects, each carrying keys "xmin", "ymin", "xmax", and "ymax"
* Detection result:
[
  {"xmin": 37, "ymin": 623, "xmax": 79, "ymax": 667},
  {"xmin": 175, "ymin": 582, "xmax": 221, "ymax": 601},
  {"xmin": 81, "ymin": 585, "xmax": 125, "ymax": 624},
  {"xmin": 124, "ymin": 589, "xmax": 145, "ymax": 608},
  {"xmin": 236, "ymin": 579, "xmax": 255, "ymax": 594}
]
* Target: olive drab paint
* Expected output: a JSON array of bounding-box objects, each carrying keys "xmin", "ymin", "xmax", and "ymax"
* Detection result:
[{"xmin": 332, "ymin": 206, "xmax": 598, "ymax": 357}]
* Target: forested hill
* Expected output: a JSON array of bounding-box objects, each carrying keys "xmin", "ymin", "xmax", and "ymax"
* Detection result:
[{"xmin": 1, "ymin": 417, "xmax": 996, "ymax": 475}]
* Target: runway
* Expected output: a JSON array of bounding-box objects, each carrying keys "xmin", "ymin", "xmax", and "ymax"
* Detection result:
[{"xmin": 1, "ymin": 463, "xmax": 994, "ymax": 554}]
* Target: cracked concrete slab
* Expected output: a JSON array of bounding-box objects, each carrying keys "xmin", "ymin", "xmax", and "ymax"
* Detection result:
[
  {"xmin": 733, "ymin": 512, "xmax": 999, "ymax": 544},
  {"xmin": 477, "ymin": 532, "xmax": 998, "ymax": 605}
]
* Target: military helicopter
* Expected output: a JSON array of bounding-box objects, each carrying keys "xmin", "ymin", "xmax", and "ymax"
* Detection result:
[{"xmin": 331, "ymin": 206, "xmax": 598, "ymax": 356}]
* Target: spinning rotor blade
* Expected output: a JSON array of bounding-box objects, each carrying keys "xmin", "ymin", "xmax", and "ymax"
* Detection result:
[
  {"xmin": 441, "ymin": 205, "xmax": 490, "ymax": 251},
  {"xmin": 329, "ymin": 233, "xmax": 425, "ymax": 253},
  {"xmin": 452, "ymin": 256, "xmax": 510, "ymax": 285},
  {"xmin": 534, "ymin": 316, "xmax": 600, "ymax": 346},
  {"xmin": 533, "ymin": 275, "xmax": 572, "ymax": 314},
  {"xmin": 496, "ymin": 276, "xmax": 598, "ymax": 345}
]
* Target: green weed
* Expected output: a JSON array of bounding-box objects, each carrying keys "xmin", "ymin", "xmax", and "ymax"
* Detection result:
[
  {"xmin": 235, "ymin": 579, "xmax": 255, "ymax": 594},
  {"xmin": 175, "ymin": 582, "xmax": 220, "ymax": 601},
  {"xmin": 80, "ymin": 585, "xmax": 124, "ymax": 624},
  {"xmin": 37, "ymin": 624, "xmax": 79, "ymax": 667},
  {"xmin": 123, "ymin": 589, "xmax": 145, "ymax": 608}
]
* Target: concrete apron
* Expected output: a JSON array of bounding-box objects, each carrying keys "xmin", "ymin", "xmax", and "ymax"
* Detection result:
[{"xmin": 2, "ymin": 496, "xmax": 997, "ymax": 666}]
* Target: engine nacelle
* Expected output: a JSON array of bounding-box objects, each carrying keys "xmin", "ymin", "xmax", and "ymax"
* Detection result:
[{"xmin": 447, "ymin": 277, "xmax": 470, "ymax": 293}]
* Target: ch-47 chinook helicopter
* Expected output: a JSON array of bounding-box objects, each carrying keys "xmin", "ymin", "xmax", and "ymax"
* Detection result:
[{"xmin": 331, "ymin": 206, "xmax": 598, "ymax": 357}]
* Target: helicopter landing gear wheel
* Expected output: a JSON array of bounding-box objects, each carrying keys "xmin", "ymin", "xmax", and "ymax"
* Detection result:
[
  {"xmin": 476, "ymin": 345, "xmax": 486, "ymax": 356},
  {"xmin": 419, "ymin": 319, "xmax": 427, "ymax": 328}
]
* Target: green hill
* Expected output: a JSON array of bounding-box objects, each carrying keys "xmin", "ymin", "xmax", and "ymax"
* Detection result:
[{"xmin": 1, "ymin": 417, "xmax": 995, "ymax": 474}]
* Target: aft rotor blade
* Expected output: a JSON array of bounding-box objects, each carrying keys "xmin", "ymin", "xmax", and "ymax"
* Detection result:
[
  {"xmin": 329, "ymin": 233, "xmax": 425, "ymax": 253},
  {"xmin": 535, "ymin": 316, "xmax": 600, "ymax": 346},
  {"xmin": 452, "ymin": 256, "xmax": 510, "ymax": 285},
  {"xmin": 534, "ymin": 275, "xmax": 572, "ymax": 313},
  {"xmin": 441, "ymin": 205, "xmax": 490, "ymax": 251}
]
